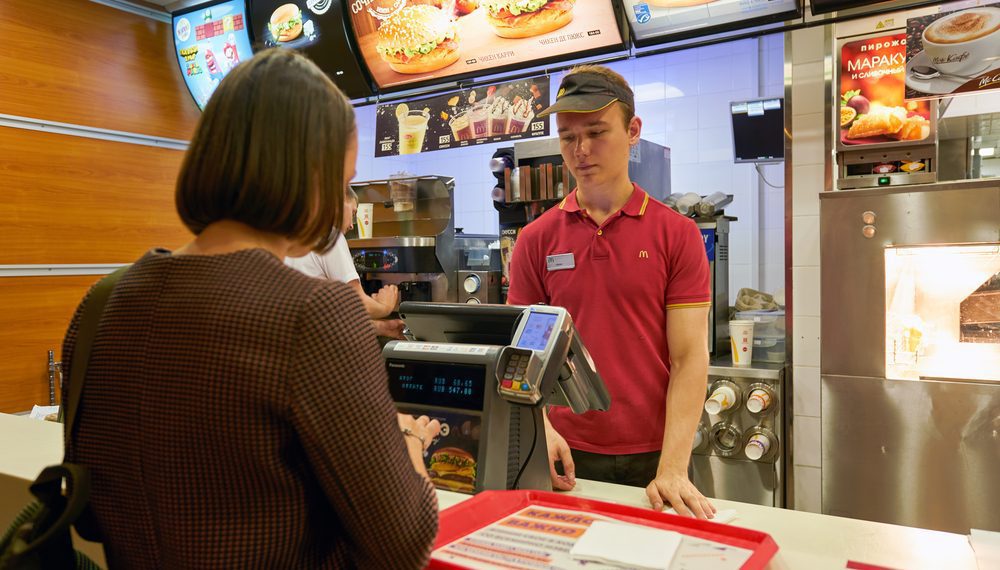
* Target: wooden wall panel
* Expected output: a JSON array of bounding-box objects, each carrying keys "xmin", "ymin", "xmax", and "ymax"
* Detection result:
[
  {"xmin": 0, "ymin": 0, "xmax": 200, "ymax": 141},
  {"xmin": 0, "ymin": 126, "xmax": 192, "ymax": 264},
  {"xmin": 0, "ymin": 276, "xmax": 101, "ymax": 413}
]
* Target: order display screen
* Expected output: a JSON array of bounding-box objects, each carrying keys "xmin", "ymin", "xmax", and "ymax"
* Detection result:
[
  {"xmin": 515, "ymin": 312, "xmax": 558, "ymax": 351},
  {"xmin": 387, "ymin": 361, "xmax": 486, "ymax": 411}
]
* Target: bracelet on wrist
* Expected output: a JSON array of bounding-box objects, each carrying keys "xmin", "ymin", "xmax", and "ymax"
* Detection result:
[{"xmin": 401, "ymin": 427, "xmax": 425, "ymax": 446}]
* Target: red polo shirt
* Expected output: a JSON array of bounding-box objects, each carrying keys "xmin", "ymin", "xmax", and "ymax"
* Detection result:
[{"xmin": 507, "ymin": 184, "xmax": 710, "ymax": 455}]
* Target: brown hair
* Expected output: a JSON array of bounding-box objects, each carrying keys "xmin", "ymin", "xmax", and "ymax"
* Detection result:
[
  {"xmin": 565, "ymin": 64, "xmax": 635, "ymax": 129},
  {"xmin": 176, "ymin": 49, "xmax": 356, "ymax": 253}
]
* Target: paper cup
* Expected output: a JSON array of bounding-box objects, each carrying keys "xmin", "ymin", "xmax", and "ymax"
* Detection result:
[
  {"xmin": 356, "ymin": 203, "xmax": 373, "ymax": 239},
  {"xmin": 746, "ymin": 388, "xmax": 772, "ymax": 413},
  {"xmin": 745, "ymin": 433, "xmax": 772, "ymax": 461},
  {"xmin": 704, "ymin": 385, "xmax": 736, "ymax": 415},
  {"xmin": 730, "ymin": 320, "xmax": 755, "ymax": 367}
]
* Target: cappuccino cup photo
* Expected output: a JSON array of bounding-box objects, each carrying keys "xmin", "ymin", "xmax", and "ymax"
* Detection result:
[{"xmin": 921, "ymin": 6, "xmax": 1000, "ymax": 76}]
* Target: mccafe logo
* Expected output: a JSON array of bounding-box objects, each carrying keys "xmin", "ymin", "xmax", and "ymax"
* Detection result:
[
  {"xmin": 932, "ymin": 52, "xmax": 971, "ymax": 65},
  {"xmin": 350, "ymin": 0, "xmax": 407, "ymax": 20}
]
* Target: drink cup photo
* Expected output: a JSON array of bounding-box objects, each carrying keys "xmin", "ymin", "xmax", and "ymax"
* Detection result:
[
  {"xmin": 507, "ymin": 98, "xmax": 535, "ymax": 134},
  {"xmin": 356, "ymin": 203, "xmax": 374, "ymax": 238},
  {"xmin": 730, "ymin": 320, "xmax": 755, "ymax": 367},
  {"xmin": 921, "ymin": 7, "xmax": 1000, "ymax": 76},
  {"xmin": 470, "ymin": 103, "xmax": 489, "ymax": 139},
  {"xmin": 488, "ymin": 97, "xmax": 512, "ymax": 137},
  {"xmin": 449, "ymin": 112, "xmax": 474, "ymax": 141},
  {"xmin": 398, "ymin": 109, "xmax": 430, "ymax": 155}
]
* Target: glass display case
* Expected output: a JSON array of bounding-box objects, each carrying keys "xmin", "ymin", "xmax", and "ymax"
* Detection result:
[{"xmin": 885, "ymin": 243, "xmax": 1000, "ymax": 382}]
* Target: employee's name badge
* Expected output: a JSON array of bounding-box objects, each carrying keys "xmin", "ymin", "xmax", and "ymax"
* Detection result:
[{"xmin": 546, "ymin": 253, "xmax": 575, "ymax": 272}]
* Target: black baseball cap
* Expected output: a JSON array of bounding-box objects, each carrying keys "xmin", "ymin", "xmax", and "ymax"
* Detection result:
[{"xmin": 537, "ymin": 71, "xmax": 635, "ymax": 118}]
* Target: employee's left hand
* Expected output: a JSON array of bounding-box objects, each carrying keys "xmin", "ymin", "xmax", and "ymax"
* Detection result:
[
  {"xmin": 372, "ymin": 318, "xmax": 405, "ymax": 339},
  {"xmin": 645, "ymin": 471, "xmax": 716, "ymax": 520}
]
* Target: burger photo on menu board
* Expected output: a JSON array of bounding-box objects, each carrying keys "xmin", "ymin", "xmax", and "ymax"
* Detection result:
[
  {"xmin": 268, "ymin": 3, "xmax": 304, "ymax": 42},
  {"xmin": 376, "ymin": 4, "xmax": 461, "ymax": 74},
  {"xmin": 428, "ymin": 447, "xmax": 477, "ymax": 493},
  {"xmin": 483, "ymin": 0, "xmax": 576, "ymax": 39}
]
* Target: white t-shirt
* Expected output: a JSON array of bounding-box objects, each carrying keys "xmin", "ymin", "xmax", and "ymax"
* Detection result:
[{"xmin": 284, "ymin": 235, "xmax": 360, "ymax": 284}]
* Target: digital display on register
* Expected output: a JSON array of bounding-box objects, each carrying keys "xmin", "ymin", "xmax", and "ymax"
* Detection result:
[
  {"xmin": 516, "ymin": 312, "xmax": 558, "ymax": 351},
  {"xmin": 386, "ymin": 361, "xmax": 485, "ymax": 412}
]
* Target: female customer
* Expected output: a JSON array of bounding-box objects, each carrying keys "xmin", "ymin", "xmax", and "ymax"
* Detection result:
[{"xmin": 61, "ymin": 49, "xmax": 440, "ymax": 568}]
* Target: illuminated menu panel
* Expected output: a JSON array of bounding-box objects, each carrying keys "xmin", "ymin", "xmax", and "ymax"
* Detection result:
[
  {"xmin": 622, "ymin": 0, "xmax": 800, "ymax": 46},
  {"xmin": 173, "ymin": 0, "xmax": 254, "ymax": 110}
]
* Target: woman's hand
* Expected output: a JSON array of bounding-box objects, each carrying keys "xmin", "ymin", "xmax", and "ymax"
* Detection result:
[{"xmin": 398, "ymin": 414, "xmax": 441, "ymax": 478}]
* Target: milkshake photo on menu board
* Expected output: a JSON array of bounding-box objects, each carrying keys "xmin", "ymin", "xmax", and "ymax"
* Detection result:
[
  {"xmin": 906, "ymin": 1, "xmax": 1000, "ymax": 100},
  {"xmin": 345, "ymin": 0, "xmax": 623, "ymax": 90},
  {"xmin": 374, "ymin": 76, "xmax": 550, "ymax": 157}
]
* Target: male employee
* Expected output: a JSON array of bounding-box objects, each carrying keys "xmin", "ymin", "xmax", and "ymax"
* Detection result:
[
  {"xmin": 287, "ymin": 189, "xmax": 404, "ymax": 338},
  {"xmin": 507, "ymin": 65, "xmax": 715, "ymax": 519}
]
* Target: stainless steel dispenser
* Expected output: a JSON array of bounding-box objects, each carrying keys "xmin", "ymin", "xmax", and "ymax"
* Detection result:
[
  {"xmin": 692, "ymin": 363, "xmax": 785, "ymax": 508},
  {"xmin": 348, "ymin": 175, "xmax": 458, "ymax": 302}
]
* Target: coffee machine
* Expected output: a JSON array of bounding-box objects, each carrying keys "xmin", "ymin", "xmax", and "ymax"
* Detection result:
[
  {"xmin": 348, "ymin": 176, "xmax": 459, "ymax": 302},
  {"xmin": 456, "ymin": 235, "xmax": 501, "ymax": 305}
]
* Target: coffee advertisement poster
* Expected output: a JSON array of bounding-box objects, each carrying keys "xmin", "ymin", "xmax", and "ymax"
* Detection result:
[
  {"xmin": 838, "ymin": 33, "xmax": 933, "ymax": 149},
  {"xmin": 905, "ymin": 1, "xmax": 1000, "ymax": 100},
  {"xmin": 346, "ymin": 0, "xmax": 622, "ymax": 91},
  {"xmin": 374, "ymin": 75, "xmax": 550, "ymax": 157}
]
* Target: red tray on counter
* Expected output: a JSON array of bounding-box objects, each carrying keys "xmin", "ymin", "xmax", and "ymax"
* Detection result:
[{"xmin": 430, "ymin": 490, "xmax": 778, "ymax": 569}]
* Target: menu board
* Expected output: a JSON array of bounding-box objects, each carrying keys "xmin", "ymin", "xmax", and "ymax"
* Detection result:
[
  {"xmin": 345, "ymin": 0, "xmax": 623, "ymax": 91},
  {"xmin": 374, "ymin": 75, "xmax": 550, "ymax": 157},
  {"xmin": 249, "ymin": 0, "xmax": 374, "ymax": 99},
  {"xmin": 173, "ymin": 0, "xmax": 254, "ymax": 110},
  {"xmin": 905, "ymin": 2, "xmax": 1000, "ymax": 101},
  {"xmin": 838, "ymin": 33, "xmax": 933, "ymax": 150},
  {"xmin": 621, "ymin": 0, "xmax": 800, "ymax": 46}
]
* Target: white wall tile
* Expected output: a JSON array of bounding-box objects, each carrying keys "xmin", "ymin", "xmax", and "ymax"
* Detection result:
[
  {"xmin": 792, "ymin": 164, "xmax": 825, "ymax": 216},
  {"xmin": 791, "ymin": 27, "xmax": 826, "ymax": 65},
  {"xmin": 793, "ymin": 415, "xmax": 822, "ymax": 467},
  {"xmin": 762, "ymin": 263, "xmax": 784, "ymax": 296},
  {"xmin": 792, "ymin": 266, "xmax": 820, "ymax": 317},
  {"xmin": 792, "ymin": 315, "xmax": 821, "ymax": 367},
  {"xmin": 698, "ymin": 127, "xmax": 732, "ymax": 163},
  {"xmin": 697, "ymin": 92, "xmax": 737, "ymax": 130},
  {"xmin": 698, "ymin": 59, "xmax": 735, "ymax": 94},
  {"xmin": 791, "ymin": 61, "xmax": 826, "ymax": 116},
  {"xmin": 665, "ymin": 62, "xmax": 700, "ymax": 99},
  {"xmin": 664, "ymin": 98, "xmax": 700, "ymax": 132},
  {"xmin": 729, "ymin": 263, "xmax": 754, "ymax": 304},
  {"xmin": 794, "ymin": 465, "xmax": 823, "ymax": 513},
  {"xmin": 792, "ymin": 215, "xmax": 820, "ymax": 267},
  {"xmin": 667, "ymin": 133, "xmax": 700, "ymax": 165},
  {"xmin": 791, "ymin": 112, "xmax": 827, "ymax": 166},
  {"xmin": 793, "ymin": 365, "xmax": 821, "ymax": 418}
]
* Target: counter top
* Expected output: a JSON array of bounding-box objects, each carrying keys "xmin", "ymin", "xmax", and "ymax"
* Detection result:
[{"xmin": 0, "ymin": 413, "xmax": 978, "ymax": 569}]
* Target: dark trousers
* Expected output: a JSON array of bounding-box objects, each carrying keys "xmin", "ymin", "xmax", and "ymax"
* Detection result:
[{"xmin": 569, "ymin": 449, "xmax": 661, "ymax": 488}]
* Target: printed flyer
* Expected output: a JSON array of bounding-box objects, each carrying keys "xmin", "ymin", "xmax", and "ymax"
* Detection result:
[
  {"xmin": 432, "ymin": 505, "xmax": 754, "ymax": 569},
  {"xmin": 375, "ymin": 76, "xmax": 549, "ymax": 156}
]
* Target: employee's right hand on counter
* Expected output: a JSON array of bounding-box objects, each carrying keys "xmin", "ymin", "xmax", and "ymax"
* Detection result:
[{"xmin": 543, "ymin": 413, "xmax": 576, "ymax": 491}]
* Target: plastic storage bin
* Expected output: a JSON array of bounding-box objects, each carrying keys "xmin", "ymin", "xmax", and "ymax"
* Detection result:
[
  {"xmin": 735, "ymin": 310, "xmax": 786, "ymax": 340},
  {"xmin": 752, "ymin": 337, "xmax": 786, "ymax": 363}
]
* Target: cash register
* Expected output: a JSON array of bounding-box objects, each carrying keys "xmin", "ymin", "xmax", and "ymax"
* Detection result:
[{"xmin": 384, "ymin": 303, "xmax": 611, "ymax": 494}]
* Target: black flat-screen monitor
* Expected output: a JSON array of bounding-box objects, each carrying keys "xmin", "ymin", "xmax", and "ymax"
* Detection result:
[
  {"xmin": 731, "ymin": 97, "xmax": 784, "ymax": 164},
  {"xmin": 172, "ymin": 0, "xmax": 255, "ymax": 110},
  {"xmin": 344, "ymin": 0, "xmax": 626, "ymax": 92},
  {"xmin": 621, "ymin": 0, "xmax": 800, "ymax": 47},
  {"xmin": 249, "ymin": 0, "xmax": 374, "ymax": 99}
]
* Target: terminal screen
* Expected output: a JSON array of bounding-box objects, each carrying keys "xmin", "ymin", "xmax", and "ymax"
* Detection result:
[
  {"xmin": 387, "ymin": 361, "xmax": 485, "ymax": 412},
  {"xmin": 516, "ymin": 312, "xmax": 558, "ymax": 351}
]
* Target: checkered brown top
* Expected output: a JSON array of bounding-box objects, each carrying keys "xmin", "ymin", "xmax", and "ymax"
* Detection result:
[{"xmin": 62, "ymin": 248, "xmax": 438, "ymax": 568}]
